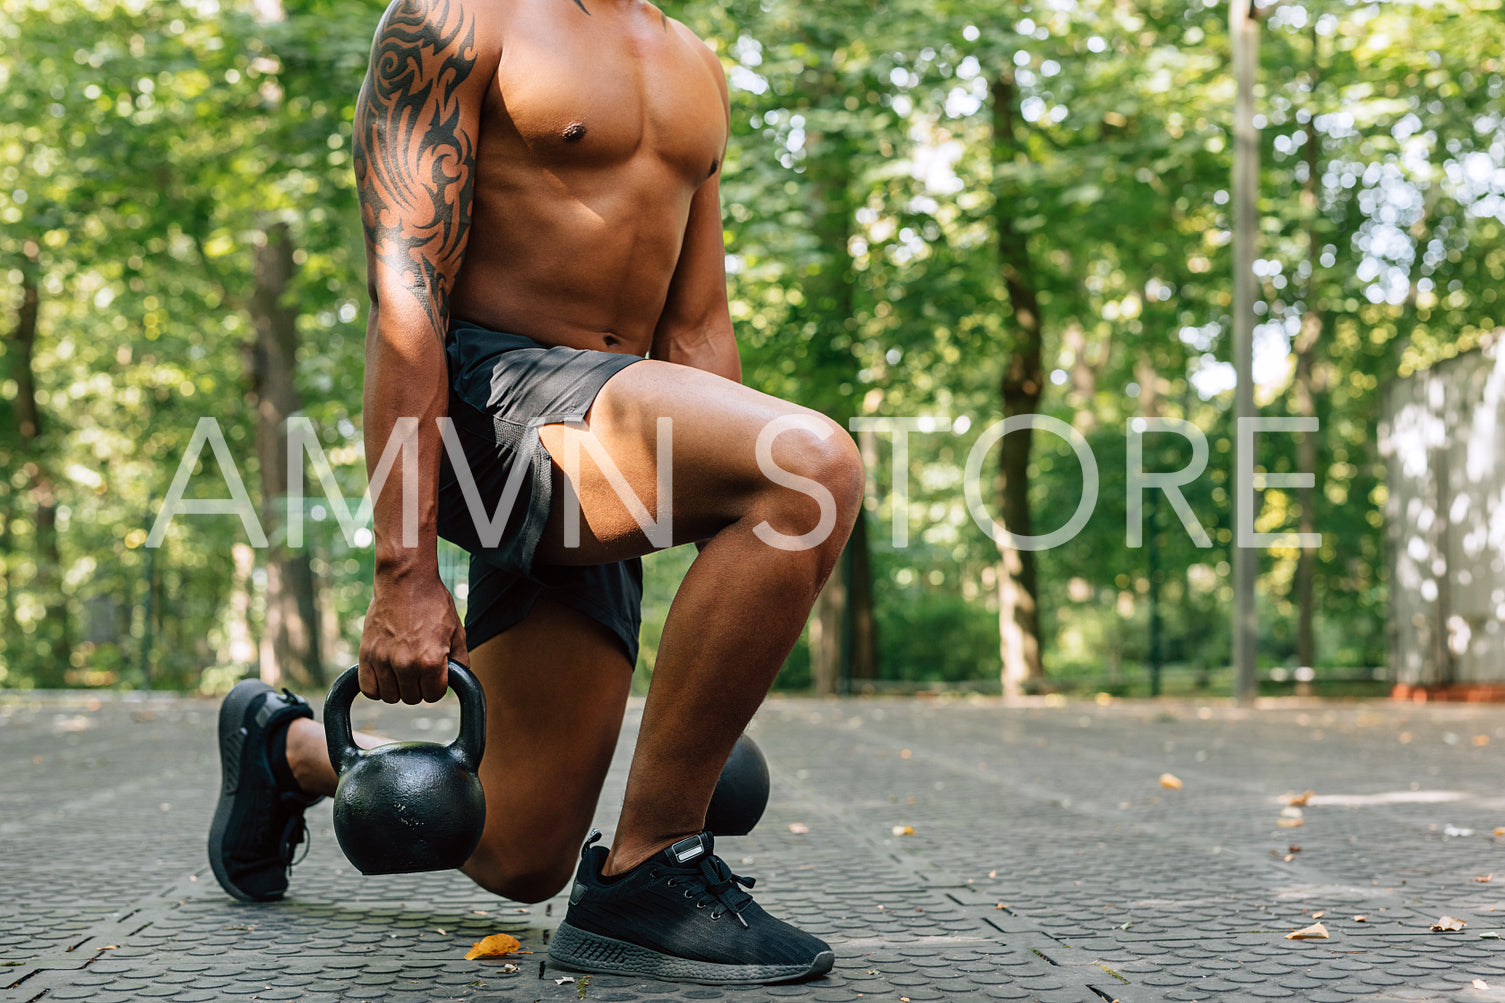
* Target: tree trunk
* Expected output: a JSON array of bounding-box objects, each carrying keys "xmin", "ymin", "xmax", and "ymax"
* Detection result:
[
  {"xmin": 1293, "ymin": 323, "xmax": 1320, "ymax": 677},
  {"xmin": 812, "ymin": 516, "xmax": 879, "ymax": 693},
  {"xmin": 847, "ymin": 509, "xmax": 877, "ymax": 683},
  {"xmin": 1230, "ymin": 0, "xmax": 1261, "ymax": 705},
  {"xmin": 810, "ymin": 557, "xmax": 847, "ymax": 696},
  {"xmin": 802, "ymin": 71, "xmax": 876, "ymax": 696},
  {"xmin": 11, "ymin": 243, "xmax": 73, "ymax": 685},
  {"xmin": 0, "ymin": 481, "xmax": 11, "ymax": 672},
  {"xmin": 991, "ymin": 70, "xmax": 1045, "ymax": 699},
  {"xmin": 248, "ymin": 222, "xmax": 322, "ymax": 687},
  {"xmin": 1293, "ymin": 22, "xmax": 1323, "ymax": 681},
  {"xmin": 219, "ymin": 542, "xmax": 259, "ymax": 671}
]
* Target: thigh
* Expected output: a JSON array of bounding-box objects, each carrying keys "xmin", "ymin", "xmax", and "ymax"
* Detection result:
[
  {"xmin": 462, "ymin": 598, "xmax": 632, "ymax": 875},
  {"xmin": 534, "ymin": 360, "xmax": 853, "ymax": 565}
]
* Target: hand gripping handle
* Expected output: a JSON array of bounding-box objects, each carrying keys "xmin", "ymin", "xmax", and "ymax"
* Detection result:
[{"xmin": 323, "ymin": 661, "xmax": 486, "ymax": 775}]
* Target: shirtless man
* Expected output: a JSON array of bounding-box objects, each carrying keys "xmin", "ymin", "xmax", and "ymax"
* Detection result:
[{"xmin": 206, "ymin": 0, "xmax": 861, "ymax": 985}]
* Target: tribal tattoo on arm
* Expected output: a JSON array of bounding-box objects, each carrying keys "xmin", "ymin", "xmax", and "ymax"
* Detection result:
[{"xmin": 353, "ymin": 0, "xmax": 479, "ymax": 343}]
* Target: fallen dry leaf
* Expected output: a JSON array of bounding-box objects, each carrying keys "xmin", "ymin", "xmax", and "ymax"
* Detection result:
[
  {"xmin": 1280, "ymin": 806, "xmax": 1304, "ymax": 819},
  {"xmin": 1312, "ymin": 911, "xmax": 1325, "ymax": 919},
  {"xmin": 1276, "ymin": 818, "xmax": 1305, "ymax": 828},
  {"xmin": 900, "ymin": 749, "xmax": 912, "ymax": 759},
  {"xmin": 1353, "ymin": 915, "xmax": 1367, "ymax": 922},
  {"xmin": 788, "ymin": 823, "xmax": 810, "ymax": 835},
  {"xmin": 464, "ymin": 933, "xmax": 522, "ymax": 960},
  {"xmin": 1160, "ymin": 773, "xmax": 1183, "ymax": 790},
  {"xmin": 1473, "ymin": 735, "xmax": 1490, "ymax": 747},
  {"xmin": 555, "ymin": 976, "xmax": 576, "ymax": 985},
  {"xmin": 1285, "ymin": 922, "xmax": 1329, "ymax": 940},
  {"xmin": 892, "ymin": 825, "xmax": 915, "ymax": 836},
  {"xmin": 1281, "ymin": 790, "xmax": 1315, "ymax": 806},
  {"xmin": 1496, "ymin": 827, "xmax": 1505, "ymax": 837},
  {"xmin": 1477, "ymin": 874, "xmax": 1494, "ymax": 884},
  {"xmin": 1475, "ymin": 980, "xmax": 1490, "ymax": 990},
  {"xmin": 1432, "ymin": 916, "xmax": 1467, "ymax": 932}
]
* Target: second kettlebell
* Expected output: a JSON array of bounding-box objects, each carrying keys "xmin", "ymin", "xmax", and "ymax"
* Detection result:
[
  {"xmin": 324, "ymin": 661, "xmax": 486, "ymax": 875},
  {"xmin": 705, "ymin": 734, "xmax": 770, "ymax": 836}
]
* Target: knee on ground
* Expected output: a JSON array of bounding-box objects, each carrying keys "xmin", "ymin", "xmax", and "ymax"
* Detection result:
[{"xmin": 465, "ymin": 840, "xmax": 577, "ymax": 904}]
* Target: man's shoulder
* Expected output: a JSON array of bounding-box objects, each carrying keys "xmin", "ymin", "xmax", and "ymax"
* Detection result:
[
  {"xmin": 660, "ymin": 14, "xmax": 725, "ymax": 85},
  {"xmin": 367, "ymin": 0, "xmax": 508, "ymax": 58}
]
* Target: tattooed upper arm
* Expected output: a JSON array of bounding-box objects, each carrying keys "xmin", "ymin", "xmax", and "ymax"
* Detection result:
[{"xmin": 353, "ymin": 0, "xmax": 484, "ymax": 343}]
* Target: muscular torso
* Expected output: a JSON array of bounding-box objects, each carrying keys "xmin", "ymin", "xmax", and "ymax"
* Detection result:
[{"xmin": 449, "ymin": 0, "xmax": 728, "ymax": 355}]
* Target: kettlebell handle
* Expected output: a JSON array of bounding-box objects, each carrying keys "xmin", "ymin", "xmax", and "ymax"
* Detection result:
[{"xmin": 323, "ymin": 661, "xmax": 486, "ymax": 775}]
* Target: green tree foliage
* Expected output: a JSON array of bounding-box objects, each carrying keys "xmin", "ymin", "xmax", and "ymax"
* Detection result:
[
  {"xmin": 3, "ymin": 0, "xmax": 1502, "ymax": 692},
  {"xmin": 2, "ymin": 0, "xmax": 370, "ymax": 687}
]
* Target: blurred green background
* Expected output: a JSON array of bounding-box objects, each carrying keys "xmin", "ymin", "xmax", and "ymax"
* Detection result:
[{"xmin": 3, "ymin": 0, "xmax": 1501, "ymax": 698}]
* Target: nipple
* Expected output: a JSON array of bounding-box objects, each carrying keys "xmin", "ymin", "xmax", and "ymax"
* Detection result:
[{"xmin": 563, "ymin": 122, "xmax": 587, "ymax": 143}]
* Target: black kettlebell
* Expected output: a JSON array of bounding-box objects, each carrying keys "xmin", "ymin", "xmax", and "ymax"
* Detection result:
[
  {"xmin": 323, "ymin": 661, "xmax": 486, "ymax": 875},
  {"xmin": 705, "ymin": 734, "xmax": 770, "ymax": 837}
]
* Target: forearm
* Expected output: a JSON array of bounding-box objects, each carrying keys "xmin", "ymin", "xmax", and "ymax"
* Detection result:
[
  {"xmin": 363, "ymin": 297, "xmax": 449, "ymax": 578},
  {"xmin": 654, "ymin": 326, "xmax": 742, "ymax": 384}
]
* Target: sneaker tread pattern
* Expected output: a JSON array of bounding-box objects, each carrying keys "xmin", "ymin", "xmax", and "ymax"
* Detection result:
[{"xmin": 548, "ymin": 921, "xmax": 834, "ymax": 985}]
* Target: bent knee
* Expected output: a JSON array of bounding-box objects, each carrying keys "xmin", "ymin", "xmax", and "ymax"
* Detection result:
[
  {"xmin": 783, "ymin": 415, "xmax": 863, "ymax": 502},
  {"xmin": 465, "ymin": 843, "xmax": 576, "ymax": 904},
  {"xmin": 820, "ymin": 422, "xmax": 866, "ymax": 514},
  {"xmin": 755, "ymin": 413, "xmax": 864, "ymax": 541}
]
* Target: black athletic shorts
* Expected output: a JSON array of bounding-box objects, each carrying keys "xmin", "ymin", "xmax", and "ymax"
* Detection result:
[{"xmin": 436, "ymin": 320, "xmax": 647, "ymax": 665}]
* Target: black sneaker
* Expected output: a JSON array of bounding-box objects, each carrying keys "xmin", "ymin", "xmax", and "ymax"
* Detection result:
[
  {"xmin": 207, "ymin": 680, "xmax": 323, "ymax": 902},
  {"xmin": 548, "ymin": 831, "xmax": 835, "ymax": 984}
]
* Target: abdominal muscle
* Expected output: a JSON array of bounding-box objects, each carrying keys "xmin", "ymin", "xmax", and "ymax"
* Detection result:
[{"xmin": 448, "ymin": 156, "xmax": 696, "ymax": 357}]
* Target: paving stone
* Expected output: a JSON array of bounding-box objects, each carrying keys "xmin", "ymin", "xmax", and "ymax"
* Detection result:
[
  {"xmin": 47, "ymin": 988, "xmax": 113, "ymax": 1001},
  {"xmin": 15, "ymin": 695, "xmax": 1505, "ymax": 1002}
]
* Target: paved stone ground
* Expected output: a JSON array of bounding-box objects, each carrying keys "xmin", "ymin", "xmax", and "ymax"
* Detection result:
[{"xmin": 3, "ymin": 690, "xmax": 1505, "ymax": 1002}]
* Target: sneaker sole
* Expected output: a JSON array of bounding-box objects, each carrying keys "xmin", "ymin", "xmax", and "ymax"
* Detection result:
[
  {"xmin": 207, "ymin": 679, "xmax": 276, "ymax": 903},
  {"xmin": 547, "ymin": 922, "xmax": 835, "ymax": 985}
]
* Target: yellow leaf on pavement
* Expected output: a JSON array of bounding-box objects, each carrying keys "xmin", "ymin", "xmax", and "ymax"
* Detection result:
[
  {"xmin": 465, "ymin": 933, "xmax": 522, "ymax": 960},
  {"xmin": 1432, "ymin": 916, "xmax": 1467, "ymax": 932},
  {"xmin": 1160, "ymin": 773, "xmax": 1183, "ymax": 790}
]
